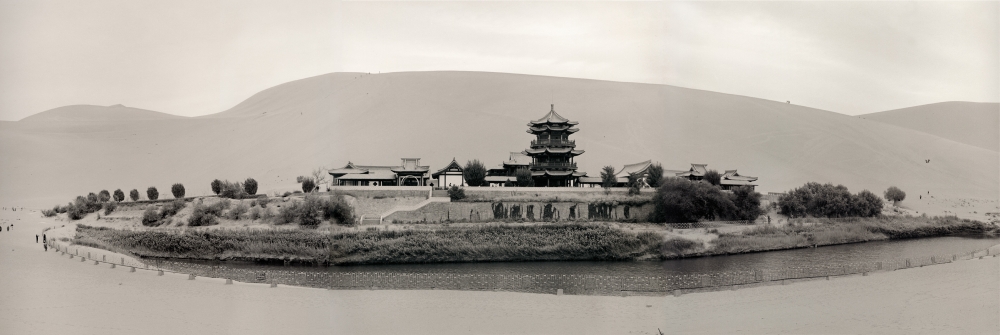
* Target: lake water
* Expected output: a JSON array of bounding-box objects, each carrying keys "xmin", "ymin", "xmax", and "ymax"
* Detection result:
[{"xmin": 159, "ymin": 236, "xmax": 1000, "ymax": 283}]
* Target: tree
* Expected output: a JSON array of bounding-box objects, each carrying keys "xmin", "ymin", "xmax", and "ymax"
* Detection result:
[
  {"xmin": 646, "ymin": 163, "xmax": 664, "ymax": 188},
  {"xmin": 171, "ymin": 183, "xmax": 185, "ymax": 198},
  {"xmin": 730, "ymin": 186, "xmax": 763, "ymax": 220},
  {"xmin": 129, "ymin": 189, "xmax": 140, "ymax": 201},
  {"xmin": 515, "ymin": 168, "xmax": 534, "ymax": 187},
  {"xmin": 211, "ymin": 179, "xmax": 222, "ymax": 195},
  {"xmin": 244, "ymin": 178, "xmax": 258, "ymax": 195},
  {"xmin": 703, "ymin": 170, "xmax": 721, "ymax": 186},
  {"xmin": 113, "ymin": 189, "xmax": 125, "ymax": 202},
  {"xmin": 146, "ymin": 187, "xmax": 159, "ymax": 201},
  {"xmin": 778, "ymin": 182, "xmax": 883, "ymax": 218},
  {"xmin": 884, "ymin": 186, "xmax": 905, "ymax": 206},
  {"xmin": 853, "ymin": 190, "xmax": 883, "ymax": 217},
  {"xmin": 627, "ymin": 173, "xmax": 642, "ymax": 195},
  {"xmin": 463, "ymin": 160, "xmax": 487, "ymax": 187},
  {"xmin": 98, "ymin": 190, "xmax": 111, "ymax": 202},
  {"xmin": 311, "ymin": 167, "xmax": 329, "ymax": 192},
  {"xmin": 300, "ymin": 178, "xmax": 316, "ymax": 193},
  {"xmin": 600, "ymin": 165, "xmax": 617, "ymax": 189}
]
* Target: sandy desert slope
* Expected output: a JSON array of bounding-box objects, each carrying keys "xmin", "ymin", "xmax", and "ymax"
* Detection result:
[
  {"xmin": 1, "ymin": 71, "xmax": 996, "ymax": 208},
  {"xmin": 859, "ymin": 101, "xmax": 999, "ymax": 152}
]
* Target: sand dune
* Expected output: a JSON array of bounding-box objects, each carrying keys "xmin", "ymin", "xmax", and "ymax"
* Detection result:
[
  {"xmin": 1, "ymin": 71, "xmax": 997, "ymax": 208},
  {"xmin": 858, "ymin": 101, "xmax": 999, "ymax": 152}
]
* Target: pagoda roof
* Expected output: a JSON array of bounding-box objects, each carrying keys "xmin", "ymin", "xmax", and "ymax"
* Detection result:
[
  {"xmin": 523, "ymin": 147, "xmax": 584, "ymax": 155},
  {"xmin": 526, "ymin": 125, "xmax": 579, "ymax": 134},
  {"xmin": 530, "ymin": 170, "xmax": 587, "ymax": 177},
  {"xmin": 329, "ymin": 161, "xmax": 398, "ymax": 176},
  {"xmin": 675, "ymin": 163, "xmax": 709, "ymax": 177},
  {"xmin": 527, "ymin": 104, "xmax": 579, "ymax": 126},
  {"xmin": 722, "ymin": 170, "xmax": 757, "ymax": 182},
  {"xmin": 431, "ymin": 158, "xmax": 463, "ymax": 178},
  {"xmin": 616, "ymin": 160, "xmax": 652, "ymax": 177}
]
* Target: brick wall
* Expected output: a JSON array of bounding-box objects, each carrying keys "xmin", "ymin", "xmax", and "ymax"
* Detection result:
[{"xmin": 384, "ymin": 201, "xmax": 654, "ymax": 223}]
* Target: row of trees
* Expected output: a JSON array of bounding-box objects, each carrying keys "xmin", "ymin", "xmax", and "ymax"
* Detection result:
[
  {"xmin": 210, "ymin": 178, "xmax": 258, "ymax": 199},
  {"xmin": 650, "ymin": 178, "xmax": 763, "ymax": 223},
  {"xmin": 777, "ymin": 183, "xmax": 884, "ymax": 218}
]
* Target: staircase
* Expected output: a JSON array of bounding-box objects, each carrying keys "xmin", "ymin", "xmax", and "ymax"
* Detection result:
[{"xmin": 371, "ymin": 197, "xmax": 451, "ymax": 225}]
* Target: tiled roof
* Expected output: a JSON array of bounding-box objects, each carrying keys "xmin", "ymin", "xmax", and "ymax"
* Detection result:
[
  {"xmin": 505, "ymin": 151, "xmax": 531, "ymax": 166},
  {"xmin": 523, "ymin": 147, "xmax": 584, "ymax": 155},
  {"xmin": 616, "ymin": 160, "xmax": 651, "ymax": 177},
  {"xmin": 527, "ymin": 104, "xmax": 579, "ymax": 126},
  {"xmin": 431, "ymin": 158, "xmax": 463, "ymax": 178}
]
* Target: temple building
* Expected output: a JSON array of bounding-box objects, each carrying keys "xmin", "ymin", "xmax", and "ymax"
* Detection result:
[
  {"xmin": 524, "ymin": 105, "xmax": 587, "ymax": 187},
  {"xmin": 431, "ymin": 158, "xmax": 465, "ymax": 188},
  {"xmin": 578, "ymin": 160, "xmax": 669, "ymax": 188},
  {"xmin": 676, "ymin": 163, "xmax": 758, "ymax": 190},
  {"xmin": 485, "ymin": 151, "xmax": 530, "ymax": 187},
  {"xmin": 329, "ymin": 158, "xmax": 431, "ymax": 186}
]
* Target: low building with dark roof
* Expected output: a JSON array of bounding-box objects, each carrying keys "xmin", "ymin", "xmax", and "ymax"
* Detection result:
[
  {"xmin": 431, "ymin": 158, "xmax": 465, "ymax": 188},
  {"xmin": 329, "ymin": 158, "xmax": 431, "ymax": 187}
]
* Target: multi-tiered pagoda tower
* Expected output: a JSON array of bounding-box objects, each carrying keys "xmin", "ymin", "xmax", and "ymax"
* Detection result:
[{"xmin": 524, "ymin": 104, "xmax": 586, "ymax": 187}]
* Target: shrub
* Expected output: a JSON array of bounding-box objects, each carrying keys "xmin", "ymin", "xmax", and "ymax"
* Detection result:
[
  {"xmin": 257, "ymin": 197, "xmax": 269, "ymax": 208},
  {"xmin": 275, "ymin": 195, "xmax": 354, "ymax": 226},
  {"xmin": 244, "ymin": 178, "xmax": 258, "ymax": 195},
  {"xmin": 129, "ymin": 189, "xmax": 140, "ymax": 201},
  {"xmin": 627, "ymin": 173, "xmax": 642, "ymax": 195},
  {"xmin": 113, "ymin": 189, "xmax": 125, "ymax": 202},
  {"xmin": 601, "ymin": 165, "xmax": 617, "ymax": 189},
  {"xmin": 87, "ymin": 193, "xmax": 99, "ymax": 207},
  {"xmin": 448, "ymin": 186, "xmax": 466, "ymax": 201},
  {"xmin": 146, "ymin": 187, "xmax": 159, "ymax": 201},
  {"xmin": 188, "ymin": 201, "xmax": 227, "ymax": 226},
  {"xmin": 703, "ymin": 170, "xmax": 721, "ymax": 186},
  {"xmin": 142, "ymin": 208, "xmax": 160, "ymax": 226},
  {"xmin": 515, "ymin": 169, "xmax": 534, "ymax": 187},
  {"xmin": 651, "ymin": 177, "xmax": 737, "ymax": 223},
  {"xmin": 218, "ymin": 180, "xmax": 247, "ymax": 199},
  {"xmin": 42, "ymin": 209, "xmax": 57, "ymax": 217},
  {"xmin": 211, "ymin": 179, "xmax": 222, "ymax": 195},
  {"xmin": 159, "ymin": 199, "xmax": 186, "ymax": 218},
  {"xmin": 171, "ymin": 183, "xmax": 185, "ymax": 198},
  {"xmin": 884, "ymin": 186, "xmax": 905, "ymax": 205},
  {"xmin": 226, "ymin": 203, "xmax": 249, "ymax": 220},
  {"xmin": 98, "ymin": 190, "xmax": 111, "ymax": 202},
  {"xmin": 102, "ymin": 201, "xmax": 117, "ymax": 215},
  {"xmin": 646, "ymin": 163, "xmax": 664, "ymax": 188},
  {"xmin": 300, "ymin": 178, "xmax": 316, "ymax": 193},
  {"xmin": 248, "ymin": 207, "xmax": 262, "ymax": 220},
  {"xmin": 778, "ymin": 182, "xmax": 883, "ymax": 218},
  {"xmin": 463, "ymin": 160, "xmax": 487, "ymax": 187}
]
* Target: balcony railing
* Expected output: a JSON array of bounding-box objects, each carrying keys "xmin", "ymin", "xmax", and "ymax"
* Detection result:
[
  {"xmin": 531, "ymin": 139, "xmax": 575, "ymax": 147},
  {"xmin": 530, "ymin": 162, "xmax": 577, "ymax": 169}
]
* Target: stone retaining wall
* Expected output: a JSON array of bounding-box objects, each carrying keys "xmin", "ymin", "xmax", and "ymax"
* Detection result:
[{"xmin": 384, "ymin": 201, "xmax": 654, "ymax": 223}]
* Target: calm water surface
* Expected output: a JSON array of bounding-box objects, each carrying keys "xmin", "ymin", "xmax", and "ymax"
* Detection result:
[{"xmin": 166, "ymin": 236, "xmax": 1000, "ymax": 278}]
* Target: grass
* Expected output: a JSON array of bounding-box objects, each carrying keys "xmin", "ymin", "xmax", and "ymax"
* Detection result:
[
  {"xmin": 73, "ymin": 225, "xmax": 330, "ymax": 264},
  {"xmin": 329, "ymin": 223, "xmax": 665, "ymax": 264},
  {"xmin": 708, "ymin": 215, "xmax": 997, "ymax": 255}
]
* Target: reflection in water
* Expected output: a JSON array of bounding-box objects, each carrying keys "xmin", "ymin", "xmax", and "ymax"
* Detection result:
[{"xmin": 164, "ymin": 236, "xmax": 1000, "ymax": 278}]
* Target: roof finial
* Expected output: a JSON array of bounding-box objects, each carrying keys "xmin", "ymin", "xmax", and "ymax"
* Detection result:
[{"xmin": 551, "ymin": 104, "xmax": 554, "ymax": 112}]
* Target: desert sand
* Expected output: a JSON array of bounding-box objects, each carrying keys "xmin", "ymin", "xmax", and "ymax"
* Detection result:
[
  {"xmin": 1, "ymin": 72, "xmax": 997, "ymax": 209},
  {"xmin": 2, "ymin": 209, "xmax": 998, "ymax": 335},
  {"xmin": 858, "ymin": 101, "xmax": 999, "ymax": 152}
]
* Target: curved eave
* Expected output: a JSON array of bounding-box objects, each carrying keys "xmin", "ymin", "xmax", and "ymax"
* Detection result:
[
  {"xmin": 523, "ymin": 148, "xmax": 585, "ymax": 156},
  {"xmin": 526, "ymin": 126, "xmax": 579, "ymax": 133}
]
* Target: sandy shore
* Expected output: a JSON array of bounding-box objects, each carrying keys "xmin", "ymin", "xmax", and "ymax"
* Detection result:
[{"xmin": 1, "ymin": 209, "xmax": 998, "ymax": 334}]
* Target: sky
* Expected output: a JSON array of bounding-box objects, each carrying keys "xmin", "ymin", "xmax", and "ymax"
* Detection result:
[{"xmin": 0, "ymin": 0, "xmax": 996, "ymax": 121}]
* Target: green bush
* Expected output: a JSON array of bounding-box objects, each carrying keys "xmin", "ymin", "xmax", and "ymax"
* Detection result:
[
  {"xmin": 171, "ymin": 183, "xmax": 185, "ymax": 198},
  {"xmin": 159, "ymin": 199, "xmax": 186, "ymax": 218},
  {"xmin": 218, "ymin": 180, "xmax": 247, "ymax": 199},
  {"xmin": 113, "ymin": 189, "xmax": 125, "ymax": 202},
  {"xmin": 275, "ymin": 195, "xmax": 354, "ymax": 226},
  {"xmin": 601, "ymin": 165, "xmax": 616, "ymax": 188},
  {"xmin": 703, "ymin": 170, "xmax": 721, "ymax": 186},
  {"xmin": 146, "ymin": 187, "xmax": 159, "ymax": 201},
  {"xmin": 300, "ymin": 178, "xmax": 316, "ymax": 193},
  {"xmin": 188, "ymin": 202, "xmax": 226, "ymax": 226},
  {"xmin": 129, "ymin": 189, "xmax": 140, "ymax": 201},
  {"xmin": 646, "ymin": 163, "xmax": 664, "ymax": 188},
  {"xmin": 730, "ymin": 186, "xmax": 763, "ymax": 220},
  {"xmin": 651, "ymin": 178, "xmax": 737, "ymax": 223},
  {"xmin": 778, "ymin": 182, "xmax": 883, "ymax": 218},
  {"xmin": 102, "ymin": 201, "xmax": 117, "ymax": 215},
  {"xmin": 515, "ymin": 168, "xmax": 534, "ymax": 187},
  {"xmin": 226, "ymin": 203, "xmax": 249, "ymax": 220},
  {"xmin": 884, "ymin": 186, "xmax": 905, "ymax": 205},
  {"xmin": 448, "ymin": 185, "xmax": 466, "ymax": 201},
  {"xmin": 42, "ymin": 209, "xmax": 57, "ymax": 217},
  {"xmin": 141, "ymin": 208, "xmax": 160, "ymax": 226}
]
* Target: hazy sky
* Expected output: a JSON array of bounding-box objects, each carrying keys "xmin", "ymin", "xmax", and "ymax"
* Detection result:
[{"xmin": 0, "ymin": 1, "xmax": 996, "ymax": 121}]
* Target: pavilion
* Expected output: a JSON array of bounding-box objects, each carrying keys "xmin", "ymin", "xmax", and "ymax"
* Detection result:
[
  {"xmin": 485, "ymin": 151, "xmax": 530, "ymax": 187},
  {"xmin": 523, "ymin": 104, "xmax": 587, "ymax": 187},
  {"xmin": 328, "ymin": 158, "xmax": 431, "ymax": 186}
]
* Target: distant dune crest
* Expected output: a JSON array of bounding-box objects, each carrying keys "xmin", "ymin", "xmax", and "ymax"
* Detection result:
[
  {"xmin": 19, "ymin": 104, "xmax": 184, "ymax": 123},
  {"xmin": 859, "ymin": 102, "xmax": 999, "ymax": 152}
]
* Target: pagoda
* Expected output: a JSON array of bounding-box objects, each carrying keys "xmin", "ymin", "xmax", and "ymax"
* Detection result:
[{"xmin": 523, "ymin": 104, "xmax": 586, "ymax": 187}]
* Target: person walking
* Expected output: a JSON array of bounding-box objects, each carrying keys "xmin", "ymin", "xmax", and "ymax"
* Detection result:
[
  {"xmin": 36, "ymin": 234, "xmax": 38, "ymax": 243},
  {"xmin": 44, "ymin": 242, "xmax": 48, "ymax": 252},
  {"xmin": 43, "ymin": 234, "xmax": 46, "ymax": 242}
]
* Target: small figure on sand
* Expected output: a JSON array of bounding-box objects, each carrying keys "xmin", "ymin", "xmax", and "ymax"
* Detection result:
[
  {"xmin": 43, "ymin": 234, "xmax": 46, "ymax": 242},
  {"xmin": 44, "ymin": 243, "xmax": 48, "ymax": 252},
  {"xmin": 36, "ymin": 234, "xmax": 38, "ymax": 243}
]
